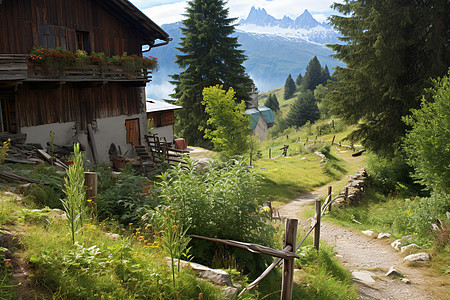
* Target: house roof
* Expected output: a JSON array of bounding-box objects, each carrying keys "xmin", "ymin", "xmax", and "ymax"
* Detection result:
[
  {"xmin": 245, "ymin": 106, "xmax": 275, "ymax": 130},
  {"xmin": 146, "ymin": 99, "xmax": 182, "ymax": 113},
  {"xmin": 98, "ymin": 0, "xmax": 169, "ymax": 44}
]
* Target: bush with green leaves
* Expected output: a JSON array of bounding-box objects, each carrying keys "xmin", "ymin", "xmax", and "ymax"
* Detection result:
[
  {"xmin": 403, "ymin": 72, "xmax": 450, "ymax": 196},
  {"xmin": 145, "ymin": 159, "xmax": 275, "ymax": 274},
  {"xmin": 95, "ymin": 164, "xmax": 154, "ymax": 225}
]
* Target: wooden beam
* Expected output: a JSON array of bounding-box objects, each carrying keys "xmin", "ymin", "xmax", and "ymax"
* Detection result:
[
  {"xmin": 314, "ymin": 199, "xmax": 321, "ymax": 251},
  {"xmin": 281, "ymin": 219, "xmax": 298, "ymax": 300},
  {"xmin": 87, "ymin": 124, "xmax": 99, "ymax": 163},
  {"xmin": 188, "ymin": 234, "xmax": 299, "ymax": 260}
]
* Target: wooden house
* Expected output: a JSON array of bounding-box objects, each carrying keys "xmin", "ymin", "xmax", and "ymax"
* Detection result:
[
  {"xmin": 146, "ymin": 99, "xmax": 181, "ymax": 143},
  {"xmin": 0, "ymin": 0, "xmax": 170, "ymax": 162},
  {"xmin": 245, "ymin": 85, "xmax": 274, "ymax": 140}
]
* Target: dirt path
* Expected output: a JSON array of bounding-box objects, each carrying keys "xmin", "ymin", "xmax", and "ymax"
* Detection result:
[{"xmin": 277, "ymin": 190, "xmax": 443, "ymax": 300}]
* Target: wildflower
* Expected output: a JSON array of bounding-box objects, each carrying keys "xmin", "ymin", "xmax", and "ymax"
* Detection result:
[
  {"xmin": 172, "ymin": 225, "xmax": 178, "ymax": 229},
  {"xmin": 129, "ymin": 223, "xmax": 133, "ymax": 226}
]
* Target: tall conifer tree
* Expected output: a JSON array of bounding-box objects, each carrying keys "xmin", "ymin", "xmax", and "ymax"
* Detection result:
[
  {"xmin": 296, "ymin": 73, "xmax": 303, "ymax": 86},
  {"xmin": 284, "ymin": 74, "xmax": 296, "ymax": 99},
  {"xmin": 287, "ymin": 91, "xmax": 320, "ymax": 127},
  {"xmin": 302, "ymin": 56, "xmax": 323, "ymax": 91},
  {"xmin": 171, "ymin": 0, "xmax": 253, "ymax": 146},
  {"xmin": 326, "ymin": 0, "xmax": 449, "ymax": 155}
]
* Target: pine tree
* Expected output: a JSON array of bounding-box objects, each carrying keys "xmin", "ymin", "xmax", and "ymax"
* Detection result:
[
  {"xmin": 326, "ymin": 0, "xmax": 449, "ymax": 155},
  {"xmin": 301, "ymin": 56, "xmax": 323, "ymax": 91},
  {"xmin": 265, "ymin": 94, "xmax": 279, "ymax": 112},
  {"xmin": 296, "ymin": 73, "xmax": 303, "ymax": 86},
  {"xmin": 321, "ymin": 65, "xmax": 331, "ymax": 85},
  {"xmin": 171, "ymin": 0, "xmax": 253, "ymax": 146},
  {"xmin": 287, "ymin": 91, "xmax": 320, "ymax": 127},
  {"xmin": 284, "ymin": 74, "xmax": 296, "ymax": 99}
]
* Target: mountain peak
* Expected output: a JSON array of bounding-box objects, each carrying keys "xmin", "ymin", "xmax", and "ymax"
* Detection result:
[
  {"xmin": 295, "ymin": 9, "xmax": 320, "ymax": 28},
  {"xmin": 241, "ymin": 7, "xmax": 321, "ymax": 29}
]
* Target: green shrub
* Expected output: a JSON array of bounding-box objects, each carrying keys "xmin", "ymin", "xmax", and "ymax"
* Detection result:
[
  {"xmin": 96, "ymin": 164, "xmax": 153, "ymax": 225},
  {"xmin": 145, "ymin": 159, "xmax": 275, "ymax": 276}
]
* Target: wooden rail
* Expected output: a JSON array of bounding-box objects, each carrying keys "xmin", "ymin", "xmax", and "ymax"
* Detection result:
[{"xmin": 0, "ymin": 55, "xmax": 151, "ymax": 82}]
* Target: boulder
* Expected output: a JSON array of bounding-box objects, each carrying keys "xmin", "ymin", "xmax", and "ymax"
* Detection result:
[
  {"xmin": 352, "ymin": 271, "xmax": 376, "ymax": 283},
  {"xmin": 362, "ymin": 230, "xmax": 375, "ymax": 237},
  {"xmin": 377, "ymin": 232, "xmax": 391, "ymax": 239},
  {"xmin": 386, "ymin": 267, "xmax": 403, "ymax": 277},
  {"xmin": 401, "ymin": 278, "xmax": 411, "ymax": 284},
  {"xmin": 400, "ymin": 244, "xmax": 419, "ymax": 253},
  {"xmin": 403, "ymin": 252, "xmax": 430, "ymax": 262}
]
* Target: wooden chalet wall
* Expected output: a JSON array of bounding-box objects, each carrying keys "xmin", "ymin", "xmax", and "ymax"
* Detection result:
[
  {"xmin": 0, "ymin": 0, "xmax": 147, "ymax": 55},
  {"xmin": 15, "ymin": 83, "xmax": 140, "ymax": 130}
]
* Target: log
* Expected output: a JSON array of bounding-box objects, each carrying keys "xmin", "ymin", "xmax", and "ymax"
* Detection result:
[
  {"xmin": 4, "ymin": 158, "xmax": 37, "ymax": 165},
  {"xmin": 352, "ymin": 149, "xmax": 366, "ymax": 157},
  {"xmin": 0, "ymin": 170, "xmax": 48, "ymax": 184}
]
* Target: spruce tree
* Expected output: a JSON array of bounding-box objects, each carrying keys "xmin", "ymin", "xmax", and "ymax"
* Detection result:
[
  {"xmin": 265, "ymin": 94, "xmax": 279, "ymax": 112},
  {"xmin": 171, "ymin": 0, "xmax": 253, "ymax": 146},
  {"xmin": 284, "ymin": 74, "xmax": 296, "ymax": 99},
  {"xmin": 321, "ymin": 65, "xmax": 331, "ymax": 85},
  {"xmin": 302, "ymin": 56, "xmax": 323, "ymax": 91},
  {"xmin": 296, "ymin": 73, "xmax": 303, "ymax": 86},
  {"xmin": 287, "ymin": 91, "xmax": 320, "ymax": 127},
  {"xmin": 327, "ymin": 0, "xmax": 449, "ymax": 155}
]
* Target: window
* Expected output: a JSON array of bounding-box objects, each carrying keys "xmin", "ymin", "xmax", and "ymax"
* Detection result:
[{"xmin": 76, "ymin": 31, "xmax": 90, "ymax": 52}]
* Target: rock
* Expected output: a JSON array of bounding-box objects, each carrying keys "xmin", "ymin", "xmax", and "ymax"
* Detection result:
[
  {"xmin": 391, "ymin": 239, "xmax": 402, "ymax": 250},
  {"xmin": 362, "ymin": 230, "xmax": 375, "ymax": 237},
  {"xmin": 378, "ymin": 232, "xmax": 391, "ymax": 239},
  {"xmin": 0, "ymin": 247, "xmax": 12, "ymax": 259},
  {"xmin": 400, "ymin": 244, "xmax": 419, "ymax": 253},
  {"xmin": 403, "ymin": 252, "xmax": 430, "ymax": 262},
  {"xmin": 401, "ymin": 278, "xmax": 411, "ymax": 284},
  {"xmin": 352, "ymin": 271, "xmax": 376, "ymax": 283},
  {"xmin": 165, "ymin": 258, "xmax": 236, "ymax": 288},
  {"xmin": 386, "ymin": 267, "xmax": 403, "ymax": 277},
  {"xmin": 221, "ymin": 286, "xmax": 240, "ymax": 298}
]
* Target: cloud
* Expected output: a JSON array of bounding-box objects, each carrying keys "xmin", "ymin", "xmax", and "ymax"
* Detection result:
[
  {"xmin": 143, "ymin": 2, "xmax": 188, "ymax": 26},
  {"xmin": 138, "ymin": 0, "xmax": 337, "ymax": 26}
]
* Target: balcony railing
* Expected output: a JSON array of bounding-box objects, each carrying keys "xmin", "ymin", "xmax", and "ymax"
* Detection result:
[{"xmin": 0, "ymin": 54, "xmax": 152, "ymax": 82}]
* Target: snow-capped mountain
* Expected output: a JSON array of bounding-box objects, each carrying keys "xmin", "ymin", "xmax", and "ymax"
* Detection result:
[
  {"xmin": 146, "ymin": 8, "xmax": 344, "ymax": 100},
  {"xmin": 238, "ymin": 7, "xmax": 339, "ymax": 45}
]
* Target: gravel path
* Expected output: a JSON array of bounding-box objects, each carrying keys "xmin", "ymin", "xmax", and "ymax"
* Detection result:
[{"xmin": 277, "ymin": 191, "xmax": 443, "ymax": 300}]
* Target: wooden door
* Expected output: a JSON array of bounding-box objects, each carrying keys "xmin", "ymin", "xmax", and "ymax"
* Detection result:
[{"xmin": 125, "ymin": 118, "xmax": 140, "ymax": 146}]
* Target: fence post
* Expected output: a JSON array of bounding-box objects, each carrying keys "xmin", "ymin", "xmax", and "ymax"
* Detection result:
[
  {"xmin": 328, "ymin": 186, "xmax": 332, "ymax": 212},
  {"xmin": 281, "ymin": 218, "xmax": 298, "ymax": 300},
  {"xmin": 344, "ymin": 187, "xmax": 349, "ymax": 201},
  {"xmin": 85, "ymin": 172, "xmax": 98, "ymax": 216},
  {"xmin": 269, "ymin": 148, "xmax": 271, "ymax": 159},
  {"xmin": 314, "ymin": 199, "xmax": 321, "ymax": 251}
]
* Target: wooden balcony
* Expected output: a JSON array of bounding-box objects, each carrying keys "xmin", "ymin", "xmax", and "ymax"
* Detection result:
[{"xmin": 0, "ymin": 54, "xmax": 152, "ymax": 85}]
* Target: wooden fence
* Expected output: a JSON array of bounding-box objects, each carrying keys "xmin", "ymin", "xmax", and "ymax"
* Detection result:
[{"xmin": 189, "ymin": 188, "xmax": 341, "ymax": 300}]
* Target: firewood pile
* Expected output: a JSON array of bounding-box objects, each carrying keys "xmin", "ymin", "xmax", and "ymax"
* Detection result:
[{"xmin": 0, "ymin": 140, "xmax": 73, "ymax": 184}]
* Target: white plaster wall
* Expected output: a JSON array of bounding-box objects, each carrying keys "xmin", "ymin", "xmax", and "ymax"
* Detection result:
[
  {"xmin": 253, "ymin": 114, "xmax": 268, "ymax": 141},
  {"xmin": 21, "ymin": 113, "xmax": 147, "ymax": 163},
  {"xmin": 151, "ymin": 125, "xmax": 175, "ymax": 143},
  {"xmin": 21, "ymin": 122, "xmax": 77, "ymax": 148}
]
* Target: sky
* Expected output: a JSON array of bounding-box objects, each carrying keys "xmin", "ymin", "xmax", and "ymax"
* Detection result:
[{"xmin": 130, "ymin": 0, "xmax": 338, "ymax": 26}]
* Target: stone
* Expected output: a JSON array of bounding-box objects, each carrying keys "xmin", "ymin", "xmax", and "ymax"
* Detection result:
[
  {"xmin": 391, "ymin": 239, "xmax": 402, "ymax": 250},
  {"xmin": 386, "ymin": 267, "xmax": 403, "ymax": 277},
  {"xmin": 403, "ymin": 252, "xmax": 430, "ymax": 262},
  {"xmin": 401, "ymin": 278, "xmax": 411, "ymax": 284},
  {"xmin": 165, "ymin": 258, "xmax": 235, "ymax": 288},
  {"xmin": 400, "ymin": 244, "xmax": 419, "ymax": 253},
  {"xmin": 378, "ymin": 232, "xmax": 391, "ymax": 239},
  {"xmin": 352, "ymin": 271, "xmax": 376, "ymax": 283},
  {"xmin": 362, "ymin": 230, "xmax": 375, "ymax": 237}
]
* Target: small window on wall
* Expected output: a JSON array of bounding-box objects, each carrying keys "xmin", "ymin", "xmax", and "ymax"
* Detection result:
[
  {"xmin": 76, "ymin": 31, "xmax": 90, "ymax": 52},
  {"xmin": 125, "ymin": 118, "xmax": 140, "ymax": 147}
]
